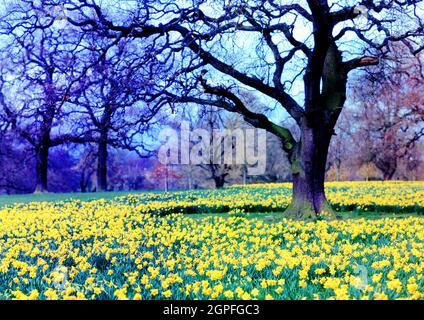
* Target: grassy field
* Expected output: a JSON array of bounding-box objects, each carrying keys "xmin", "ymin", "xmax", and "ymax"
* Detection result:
[
  {"xmin": 0, "ymin": 190, "xmax": 151, "ymax": 208},
  {"xmin": 0, "ymin": 181, "xmax": 423, "ymax": 300}
]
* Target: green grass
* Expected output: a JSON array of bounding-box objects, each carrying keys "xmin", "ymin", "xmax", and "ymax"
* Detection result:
[
  {"xmin": 189, "ymin": 211, "xmax": 422, "ymax": 220},
  {"xmin": 0, "ymin": 190, "xmax": 151, "ymax": 208}
]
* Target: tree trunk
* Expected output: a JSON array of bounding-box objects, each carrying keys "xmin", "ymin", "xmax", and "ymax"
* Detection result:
[
  {"xmin": 284, "ymin": 120, "xmax": 337, "ymax": 219},
  {"xmin": 282, "ymin": 42, "xmax": 347, "ymax": 219},
  {"xmin": 336, "ymin": 162, "xmax": 341, "ymax": 182},
  {"xmin": 242, "ymin": 166, "xmax": 247, "ymax": 185},
  {"xmin": 97, "ymin": 132, "xmax": 108, "ymax": 192},
  {"xmin": 376, "ymin": 159, "xmax": 397, "ymax": 181},
  {"xmin": 80, "ymin": 170, "xmax": 88, "ymax": 193},
  {"xmin": 187, "ymin": 172, "xmax": 192, "ymax": 190},
  {"xmin": 34, "ymin": 143, "xmax": 49, "ymax": 193},
  {"xmin": 383, "ymin": 169, "xmax": 396, "ymax": 181},
  {"xmin": 213, "ymin": 176, "xmax": 226, "ymax": 189},
  {"xmin": 164, "ymin": 165, "xmax": 169, "ymax": 192}
]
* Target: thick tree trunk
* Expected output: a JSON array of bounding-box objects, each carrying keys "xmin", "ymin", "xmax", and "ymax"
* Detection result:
[
  {"xmin": 34, "ymin": 144, "xmax": 49, "ymax": 193},
  {"xmin": 376, "ymin": 158, "xmax": 397, "ymax": 181},
  {"xmin": 213, "ymin": 176, "xmax": 226, "ymax": 189},
  {"xmin": 383, "ymin": 169, "xmax": 396, "ymax": 181},
  {"xmin": 97, "ymin": 132, "xmax": 108, "ymax": 192},
  {"xmin": 282, "ymin": 42, "xmax": 348, "ymax": 219},
  {"xmin": 284, "ymin": 120, "xmax": 337, "ymax": 219}
]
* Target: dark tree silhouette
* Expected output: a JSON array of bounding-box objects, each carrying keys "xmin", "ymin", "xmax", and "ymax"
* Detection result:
[
  {"xmin": 70, "ymin": 40, "xmax": 160, "ymax": 191},
  {"xmin": 2, "ymin": 1, "xmax": 424, "ymax": 216},
  {"xmin": 0, "ymin": 28, "xmax": 90, "ymax": 192}
]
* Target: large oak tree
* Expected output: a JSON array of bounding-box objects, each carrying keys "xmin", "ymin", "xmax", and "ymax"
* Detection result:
[{"xmin": 6, "ymin": 0, "xmax": 424, "ymax": 217}]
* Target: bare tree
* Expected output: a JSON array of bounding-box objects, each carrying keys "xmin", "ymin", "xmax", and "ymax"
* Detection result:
[
  {"xmin": 0, "ymin": 27, "xmax": 91, "ymax": 192},
  {"xmin": 193, "ymin": 106, "xmax": 244, "ymax": 188},
  {"xmin": 350, "ymin": 44, "xmax": 424, "ymax": 180},
  {"xmin": 4, "ymin": 1, "xmax": 424, "ymax": 217},
  {"xmin": 71, "ymin": 40, "xmax": 160, "ymax": 191}
]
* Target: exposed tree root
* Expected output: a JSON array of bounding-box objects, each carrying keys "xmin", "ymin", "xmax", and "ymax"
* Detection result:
[{"xmin": 282, "ymin": 199, "xmax": 341, "ymax": 221}]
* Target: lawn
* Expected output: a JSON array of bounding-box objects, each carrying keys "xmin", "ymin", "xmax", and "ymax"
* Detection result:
[
  {"xmin": 0, "ymin": 190, "xmax": 151, "ymax": 208},
  {"xmin": 0, "ymin": 181, "xmax": 422, "ymax": 300}
]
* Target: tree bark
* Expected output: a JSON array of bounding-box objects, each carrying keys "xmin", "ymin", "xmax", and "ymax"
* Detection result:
[
  {"xmin": 242, "ymin": 166, "xmax": 247, "ymax": 185},
  {"xmin": 80, "ymin": 170, "xmax": 89, "ymax": 193},
  {"xmin": 34, "ymin": 139, "xmax": 50, "ymax": 193},
  {"xmin": 213, "ymin": 175, "xmax": 226, "ymax": 189},
  {"xmin": 282, "ymin": 42, "xmax": 348, "ymax": 219},
  {"xmin": 383, "ymin": 169, "xmax": 396, "ymax": 181},
  {"xmin": 164, "ymin": 165, "xmax": 169, "ymax": 192},
  {"xmin": 284, "ymin": 120, "xmax": 337, "ymax": 219},
  {"xmin": 96, "ymin": 130, "xmax": 108, "ymax": 192},
  {"xmin": 376, "ymin": 158, "xmax": 397, "ymax": 180}
]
